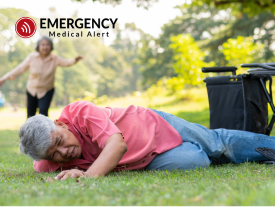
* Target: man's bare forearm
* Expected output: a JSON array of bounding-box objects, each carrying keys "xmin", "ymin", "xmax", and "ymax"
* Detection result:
[{"xmin": 84, "ymin": 133, "xmax": 127, "ymax": 178}]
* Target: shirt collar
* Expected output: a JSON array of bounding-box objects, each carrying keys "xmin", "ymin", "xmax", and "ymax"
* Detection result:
[
  {"xmin": 34, "ymin": 52, "xmax": 40, "ymax": 57},
  {"xmin": 67, "ymin": 123, "xmax": 84, "ymax": 145},
  {"xmin": 43, "ymin": 54, "xmax": 53, "ymax": 62},
  {"xmin": 35, "ymin": 52, "xmax": 53, "ymax": 62}
]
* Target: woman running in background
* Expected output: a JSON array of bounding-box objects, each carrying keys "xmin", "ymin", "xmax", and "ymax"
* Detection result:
[{"xmin": 0, "ymin": 36, "xmax": 83, "ymax": 117}]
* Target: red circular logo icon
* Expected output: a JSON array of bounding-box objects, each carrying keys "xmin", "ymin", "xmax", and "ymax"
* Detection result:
[{"xmin": 15, "ymin": 17, "xmax": 36, "ymax": 38}]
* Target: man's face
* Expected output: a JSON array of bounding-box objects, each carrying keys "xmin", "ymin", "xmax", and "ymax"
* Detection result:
[{"xmin": 45, "ymin": 120, "xmax": 82, "ymax": 163}]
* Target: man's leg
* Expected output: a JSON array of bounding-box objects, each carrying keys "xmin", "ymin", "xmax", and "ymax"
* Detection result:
[
  {"xmin": 145, "ymin": 141, "xmax": 211, "ymax": 170},
  {"xmin": 150, "ymin": 109, "xmax": 272, "ymax": 164},
  {"xmin": 26, "ymin": 91, "xmax": 38, "ymax": 118},
  {"xmin": 38, "ymin": 88, "xmax": 54, "ymax": 117},
  {"xmin": 210, "ymin": 128, "xmax": 273, "ymax": 163}
]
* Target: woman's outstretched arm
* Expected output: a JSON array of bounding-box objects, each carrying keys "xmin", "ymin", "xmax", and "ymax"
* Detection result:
[
  {"xmin": 57, "ymin": 55, "xmax": 83, "ymax": 67},
  {"xmin": 0, "ymin": 54, "xmax": 31, "ymax": 86}
]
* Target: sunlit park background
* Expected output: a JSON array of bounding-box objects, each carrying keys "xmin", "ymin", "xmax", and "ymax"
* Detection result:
[{"xmin": 2, "ymin": 0, "xmax": 275, "ymax": 205}]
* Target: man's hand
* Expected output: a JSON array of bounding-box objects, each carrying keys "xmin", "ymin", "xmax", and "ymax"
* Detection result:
[
  {"xmin": 75, "ymin": 55, "xmax": 83, "ymax": 62},
  {"xmin": 54, "ymin": 133, "xmax": 127, "ymax": 180},
  {"xmin": 55, "ymin": 169, "xmax": 86, "ymax": 180}
]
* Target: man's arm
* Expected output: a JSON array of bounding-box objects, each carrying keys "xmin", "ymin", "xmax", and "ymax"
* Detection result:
[
  {"xmin": 85, "ymin": 133, "xmax": 127, "ymax": 177},
  {"xmin": 55, "ymin": 133, "xmax": 127, "ymax": 180}
]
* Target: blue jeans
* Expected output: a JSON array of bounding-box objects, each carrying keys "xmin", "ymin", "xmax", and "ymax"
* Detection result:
[{"xmin": 145, "ymin": 109, "xmax": 274, "ymax": 171}]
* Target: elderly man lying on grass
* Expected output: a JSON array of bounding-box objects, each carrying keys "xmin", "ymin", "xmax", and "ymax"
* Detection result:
[{"xmin": 19, "ymin": 101, "xmax": 274, "ymax": 180}]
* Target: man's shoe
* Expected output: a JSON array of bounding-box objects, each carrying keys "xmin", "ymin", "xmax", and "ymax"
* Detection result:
[{"xmin": 255, "ymin": 147, "xmax": 275, "ymax": 161}]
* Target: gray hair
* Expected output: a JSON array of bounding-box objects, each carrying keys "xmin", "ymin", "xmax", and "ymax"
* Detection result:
[
  {"xmin": 35, "ymin": 36, "xmax": 54, "ymax": 52},
  {"xmin": 19, "ymin": 114, "xmax": 56, "ymax": 161}
]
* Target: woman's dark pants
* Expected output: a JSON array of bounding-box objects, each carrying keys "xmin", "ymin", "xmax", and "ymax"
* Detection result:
[{"xmin": 26, "ymin": 88, "xmax": 54, "ymax": 118}]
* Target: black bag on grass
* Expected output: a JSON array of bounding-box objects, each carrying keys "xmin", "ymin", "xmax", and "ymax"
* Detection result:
[{"xmin": 203, "ymin": 70, "xmax": 269, "ymax": 134}]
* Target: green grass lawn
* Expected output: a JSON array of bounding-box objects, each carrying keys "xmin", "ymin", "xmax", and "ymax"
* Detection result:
[{"xmin": 1, "ymin": 87, "xmax": 275, "ymax": 205}]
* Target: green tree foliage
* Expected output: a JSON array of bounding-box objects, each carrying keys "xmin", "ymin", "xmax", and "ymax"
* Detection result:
[
  {"xmin": 138, "ymin": 3, "xmax": 275, "ymax": 88},
  {"xmin": 136, "ymin": 33, "xmax": 159, "ymax": 89},
  {"xmin": 201, "ymin": 11, "xmax": 275, "ymax": 63},
  {"xmin": 110, "ymin": 23, "xmax": 144, "ymax": 92},
  {"xmin": 143, "ymin": 34, "xmax": 214, "ymax": 100},
  {"xmin": 95, "ymin": 44, "xmax": 130, "ymax": 97},
  {"xmin": 53, "ymin": 38, "xmax": 95, "ymax": 105},
  {"xmin": 137, "ymin": 4, "xmax": 233, "ymax": 88},
  {"xmin": 73, "ymin": 0, "xmax": 158, "ymax": 9},
  {"xmin": 189, "ymin": 0, "xmax": 275, "ymax": 15},
  {"xmin": 169, "ymin": 34, "xmax": 214, "ymax": 88},
  {"xmin": 221, "ymin": 36, "xmax": 265, "ymax": 73}
]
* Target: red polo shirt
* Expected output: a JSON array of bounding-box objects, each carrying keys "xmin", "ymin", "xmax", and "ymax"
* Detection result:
[{"xmin": 33, "ymin": 101, "xmax": 183, "ymax": 172}]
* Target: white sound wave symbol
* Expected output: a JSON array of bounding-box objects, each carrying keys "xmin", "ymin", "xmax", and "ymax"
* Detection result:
[{"xmin": 20, "ymin": 22, "xmax": 31, "ymax": 34}]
